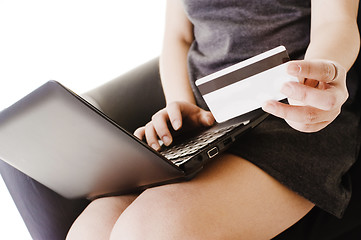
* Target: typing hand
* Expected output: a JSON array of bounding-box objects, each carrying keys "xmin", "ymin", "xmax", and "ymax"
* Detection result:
[
  {"xmin": 262, "ymin": 60, "xmax": 348, "ymax": 133},
  {"xmin": 134, "ymin": 101, "xmax": 215, "ymax": 150}
]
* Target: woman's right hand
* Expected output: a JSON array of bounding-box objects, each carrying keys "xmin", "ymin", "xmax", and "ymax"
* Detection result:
[{"xmin": 134, "ymin": 101, "xmax": 215, "ymax": 151}]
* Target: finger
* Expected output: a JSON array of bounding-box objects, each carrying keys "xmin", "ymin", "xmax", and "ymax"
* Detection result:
[
  {"xmin": 151, "ymin": 110, "xmax": 173, "ymax": 146},
  {"xmin": 262, "ymin": 100, "xmax": 339, "ymax": 124},
  {"xmin": 285, "ymin": 120, "xmax": 332, "ymax": 133},
  {"xmin": 166, "ymin": 102, "xmax": 214, "ymax": 130},
  {"xmin": 288, "ymin": 60, "xmax": 338, "ymax": 84},
  {"xmin": 166, "ymin": 102, "xmax": 183, "ymax": 130},
  {"xmin": 134, "ymin": 127, "xmax": 146, "ymax": 140},
  {"xmin": 176, "ymin": 102, "xmax": 215, "ymax": 127},
  {"xmin": 144, "ymin": 122, "xmax": 161, "ymax": 151},
  {"xmin": 196, "ymin": 110, "xmax": 215, "ymax": 127},
  {"xmin": 280, "ymin": 81, "xmax": 340, "ymax": 111}
]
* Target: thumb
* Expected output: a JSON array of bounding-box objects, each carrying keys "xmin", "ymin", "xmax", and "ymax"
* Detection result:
[{"xmin": 199, "ymin": 111, "xmax": 215, "ymax": 127}]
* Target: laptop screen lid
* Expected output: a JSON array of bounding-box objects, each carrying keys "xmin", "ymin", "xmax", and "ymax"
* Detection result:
[{"xmin": 0, "ymin": 81, "xmax": 185, "ymax": 199}]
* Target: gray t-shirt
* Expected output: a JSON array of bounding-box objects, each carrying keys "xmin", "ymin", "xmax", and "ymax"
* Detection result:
[{"xmin": 182, "ymin": 0, "xmax": 311, "ymax": 108}]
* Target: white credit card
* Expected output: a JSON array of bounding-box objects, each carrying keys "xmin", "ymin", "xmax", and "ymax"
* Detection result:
[{"xmin": 195, "ymin": 46, "xmax": 298, "ymax": 123}]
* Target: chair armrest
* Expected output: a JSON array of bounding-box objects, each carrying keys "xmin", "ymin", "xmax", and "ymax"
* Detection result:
[{"xmin": 82, "ymin": 57, "xmax": 166, "ymax": 133}]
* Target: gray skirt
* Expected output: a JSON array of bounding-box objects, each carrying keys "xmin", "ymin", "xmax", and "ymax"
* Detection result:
[{"xmin": 228, "ymin": 93, "xmax": 361, "ymax": 218}]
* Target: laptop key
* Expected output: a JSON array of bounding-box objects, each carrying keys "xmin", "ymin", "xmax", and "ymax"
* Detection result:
[{"xmin": 160, "ymin": 122, "xmax": 244, "ymax": 160}]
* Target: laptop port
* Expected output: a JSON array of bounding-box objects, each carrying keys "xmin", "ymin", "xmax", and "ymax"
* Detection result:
[
  {"xmin": 207, "ymin": 147, "xmax": 219, "ymax": 158},
  {"xmin": 223, "ymin": 137, "xmax": 232, "ymax": 146}
]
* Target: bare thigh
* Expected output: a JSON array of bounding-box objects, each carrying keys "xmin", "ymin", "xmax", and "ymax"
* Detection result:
[
  {"xmin": 110, "ymin": 154, "xmax": 314, "ymax": 240},
  {"xmin": 66, "ymin": 194, "xmax": 137, "ymax": 240}
]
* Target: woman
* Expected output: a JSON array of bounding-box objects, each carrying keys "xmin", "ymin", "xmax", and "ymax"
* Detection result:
[{"xmin": 66, "ymin": 0, "xmax": 360, "ymax": 239}]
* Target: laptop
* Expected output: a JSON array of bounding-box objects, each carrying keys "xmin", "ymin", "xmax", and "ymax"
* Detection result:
[
  {"xmin": 0, "ymin": 80, "xmax": 267, "ymax": 199},
  {"xmin": 0, "ymin": 46, "xmax": 295, "ymax": 199}
]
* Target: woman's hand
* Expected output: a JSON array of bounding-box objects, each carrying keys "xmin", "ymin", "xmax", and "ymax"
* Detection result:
[
  {"xmin": 262, "ymin": 60, "xmax": 348, "ymax": 133},
  {"xmin": 134, "ymin": 101, "xmax": 215, "ymax": 150}
]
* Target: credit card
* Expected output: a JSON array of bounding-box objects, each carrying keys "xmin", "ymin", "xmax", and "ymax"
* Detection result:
[{"xmin": 195, "ymin": 46, "xmax": 298, "ymax": 122}]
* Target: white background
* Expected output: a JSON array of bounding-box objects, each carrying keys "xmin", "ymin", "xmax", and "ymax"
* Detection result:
[{"xmin": 0, "ymin": 0, "xmax": 166, "ymax": 238}]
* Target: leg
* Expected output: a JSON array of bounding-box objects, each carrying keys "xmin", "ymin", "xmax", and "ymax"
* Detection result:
[
  {"xmin": 66, "ymin": 195, "xmax": 137, "ymax": 240},
  {"xmin": 110, "ymin": 154, "xmax": 314, "ymax": 239},
  {"xmin": 275, "ymin": 152, "xmax": 361, "ymax": 240}
]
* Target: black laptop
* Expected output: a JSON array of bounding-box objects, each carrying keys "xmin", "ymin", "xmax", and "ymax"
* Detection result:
[{"xmin": 0, "ymin": 80, "xmax": 267, "ymax": 199}]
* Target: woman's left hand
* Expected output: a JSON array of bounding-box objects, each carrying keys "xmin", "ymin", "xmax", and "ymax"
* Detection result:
[{"xmin": 262, "ymin": 60, "xmax": 348, "ymax": 133}]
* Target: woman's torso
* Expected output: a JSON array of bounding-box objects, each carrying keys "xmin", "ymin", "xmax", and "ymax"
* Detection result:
[{"xmin": 181, "ymin": 0, "xmax": 312, "ymax": 108}]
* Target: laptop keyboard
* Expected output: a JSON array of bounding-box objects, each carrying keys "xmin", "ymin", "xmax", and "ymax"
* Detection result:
[{"xmin": 159, "ymin": 121, "xmax": 247, "ymax": 165}]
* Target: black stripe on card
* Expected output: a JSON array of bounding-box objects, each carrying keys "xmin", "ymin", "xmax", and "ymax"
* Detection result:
[{"xmin": 197, "ymin": 51, "xmax": 290, "ymax": 95}]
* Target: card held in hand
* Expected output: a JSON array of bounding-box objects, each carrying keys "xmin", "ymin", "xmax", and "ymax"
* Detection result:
[{"xmin": 195, "ymin": 46, "xmax": 298, "ymax": 123}]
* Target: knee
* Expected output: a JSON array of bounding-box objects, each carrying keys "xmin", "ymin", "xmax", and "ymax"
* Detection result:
[
  {"xmin": 67, "ymin": 195, "xmax": 136, "ymax": 240},
  {"xmin": 110, "ymin": 185, "xmax": 207, "ymax": 240}
]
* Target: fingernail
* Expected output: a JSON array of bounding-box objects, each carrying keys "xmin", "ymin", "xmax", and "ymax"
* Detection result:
[
  {"xmin": 162, "ymin": 136, "xmax": 172, "ymax": 146},
  {"xmin": 281, "ymin": 83, "xmax": 293, "ymax": 96},
  {"xmin": 288, "ymin": 63, "xmax": 301, "ymax": 75},
  {"xmin": 172, "ymin": 120, "xmax": 181, "ymax": 130},
  {"xmin": 151, "ymin": 143, "xmax": 159, "ymax": 150}
]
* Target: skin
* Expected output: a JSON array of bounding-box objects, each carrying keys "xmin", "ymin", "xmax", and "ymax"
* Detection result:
[
  {"xmin": 66, "ymin": 0, "xmax": 360, "ymax": 239},
  {"xmin": 263, "ymin": 60, "xmax": 349, "ymax": 133}
]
